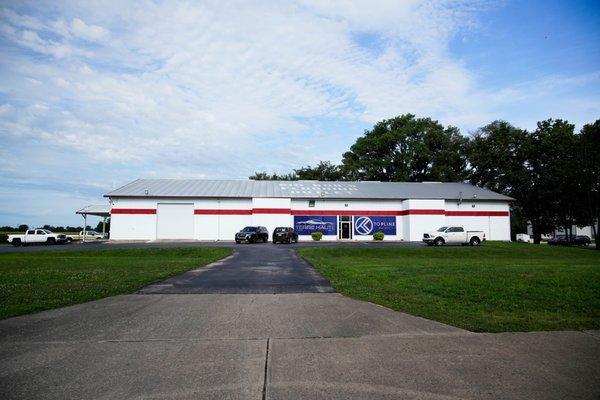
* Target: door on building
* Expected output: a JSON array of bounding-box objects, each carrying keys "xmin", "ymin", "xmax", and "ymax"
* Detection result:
[
  {"xmin": 156, "ymin": 203, "xmax": 194, "ymax": 239},
  {"xmin": 339, "ymin": 216, "xmax": 353, "ymax": 240}
]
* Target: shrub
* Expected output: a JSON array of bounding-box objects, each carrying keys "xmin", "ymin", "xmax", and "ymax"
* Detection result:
[
  {"xmin": 0, "ymin": 233, "xmax": 8, "ymax": 243},
  {"xmin": 311, "ymin": 231, "xmax": 323, "ymax": 241},
  {"xmin": 373, "ymin": 231, "xmax": 384, "ymax": 241}
]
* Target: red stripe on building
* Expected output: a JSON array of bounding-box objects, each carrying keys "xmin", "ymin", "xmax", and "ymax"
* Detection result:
[
  {"xmin": 194, "ymin": 209, "xmax": 252, "ymax": 215},
  {"xmin": 111, "ymin": 208, "xmax": 156, "ymax": 214},
  {"xmin": 290, "ymin": 209, "xmax": 402, "ymax": 216},
  {"xmin": 189, "ymin": 208, "xmax": 509, "ymax": 217},
  {"xmin": 401, "ymin": 209, "xmax": 446, "ymax": 215},
  {"xmin": 252, "ymin": 208, "xmax": 292, "ymax": 214},
  {"xmin": 445, "ymin": 210, "xmax": 509, "ymax": 217}
]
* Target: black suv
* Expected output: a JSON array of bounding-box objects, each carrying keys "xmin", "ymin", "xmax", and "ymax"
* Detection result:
[
  {"xmin": 235, "ymin": 226, "xmax": 268, "ymax": 244},
  {"xmin": 272, "ymin": 227, "xmax": 298, "ymax": 244}
]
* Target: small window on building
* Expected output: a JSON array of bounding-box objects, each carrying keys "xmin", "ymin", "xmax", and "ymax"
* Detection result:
[{"xmin": 308, "ymin": 200, "xmax": 315, "ymax": 207}]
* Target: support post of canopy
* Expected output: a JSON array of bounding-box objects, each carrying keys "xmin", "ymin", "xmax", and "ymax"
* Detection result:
[{"xmin": 83, "ymin": 214, "xmax": 87, "ymax": 243}]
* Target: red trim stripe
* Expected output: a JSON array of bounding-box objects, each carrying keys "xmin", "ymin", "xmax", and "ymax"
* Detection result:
[
  {"xmin": 111, "ymin": 208, "xmax": 508, "ymax": 217},
  {"xmin": 290, "ymin": 209, "xmax": 403, "ymax": 216},
  {"xmin": 446, "ymin": 211, "xmax": 509, "ymax": 217},
  {"xmin": 402, "ymin": 209, "xmax": 446, "ymax": 215},
  {"xmin": 252, "ymin": 208, "xmax": 292, "ymax": 214},
  {"xmin": 194, "ymin": 209, "xmax": 252, "ymax": 215},
  {"xmin": 111, "ymin": 208, "xmax": 156, "ymax": 215}
]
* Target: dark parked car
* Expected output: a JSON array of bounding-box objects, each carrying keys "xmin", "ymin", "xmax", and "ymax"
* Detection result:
[
  {"xmin": 548, "ymin": 235, "xmax": 591, "ymax": 246},
  {"xmin": 272, "ymin": 227, "xmax": 298, "ymax": 244},
  {"xmin": 572, "ymin": 235, "xmax": 592, "ymax": 246},
  {"xmin": 235, "ymin": 226, "xmax": 268, "ymax": 244},
  {"xmin": 547, "ymin": 235, "xmax": 568, "ymax": 246}
]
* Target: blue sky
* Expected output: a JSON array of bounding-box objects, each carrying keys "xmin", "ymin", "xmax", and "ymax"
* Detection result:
[{"xmin": 1, "ymin": 0, "xmax": 599, "ymax": 227}]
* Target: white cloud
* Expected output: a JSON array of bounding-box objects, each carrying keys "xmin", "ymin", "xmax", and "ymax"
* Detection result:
[
  {"xmin": 0, "ymin": 0, "xmax": 598, "ymax": 225},
  {"xmin": 70, "ymin": 17, "xmax": 108, "ymax": 42}
]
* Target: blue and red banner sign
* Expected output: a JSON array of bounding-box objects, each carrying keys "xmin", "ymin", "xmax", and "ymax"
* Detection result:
[
  {"xmin": 354, "ymin": 216, "xmax": 396, "ymax": 236},
  {"xmin": 294, "ymin": 216, "xmax": 337, "ymax": 235}
]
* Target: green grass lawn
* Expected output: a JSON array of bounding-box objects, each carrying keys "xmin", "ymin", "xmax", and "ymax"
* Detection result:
[
  {"xmin": 0, "ymin": 247, "xmax": 231, "ymax": 320},
  {"xmin": 299, "ymin": 242, "xmax": 600, "ymax": 332}
]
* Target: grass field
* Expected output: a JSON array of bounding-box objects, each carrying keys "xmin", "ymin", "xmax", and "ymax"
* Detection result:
[
  {"xmin": 0, "ymin": 247, "xmax": 231, "ymax": 320},
  {"xmin": 299, "ymin": 242, "xmax": 600, "ymax": 332}
]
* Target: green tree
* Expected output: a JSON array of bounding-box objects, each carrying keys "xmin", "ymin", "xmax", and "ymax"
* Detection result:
[
  {"xmin": 341, "ymin": 114, "xmax": 468, "ymax": 182},
  {"xmin": 249, "ymin": 172, "xmax": 297, "ymax": 180},
  {"xmin": 294, "ymin": 161, "xmax": 344, "ymax": 181},
  {"xmin": 95, "ymin": 218, "xmax": 110, "ymax": 233},
  {"xmin": 532, "ymin": 119, "xmax": 578, "ymax": 240},
  {"xmin": 575, "ymin": 120, "xmax": 600, "ymax": 249},
  {"xmin": 468, "ymin": 119, "xmax": 583, "ymax": 244}
]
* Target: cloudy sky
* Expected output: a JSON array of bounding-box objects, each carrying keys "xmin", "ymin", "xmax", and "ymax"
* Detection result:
[{"xmin": 1, "ymin": 0, "xmax": 599, "ymax": 227}]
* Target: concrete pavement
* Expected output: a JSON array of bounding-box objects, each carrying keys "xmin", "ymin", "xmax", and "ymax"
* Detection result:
[{"xmin": 1, "ymin": 293, "xmax": 598, "ymax": 399}]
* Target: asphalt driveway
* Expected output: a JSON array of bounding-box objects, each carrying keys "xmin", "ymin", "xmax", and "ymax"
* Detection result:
[{"xmin": 137, "ymin": 244, "xmax": 335, "ymax": 294}]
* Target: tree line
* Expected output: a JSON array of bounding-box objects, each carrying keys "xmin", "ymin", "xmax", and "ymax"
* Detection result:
[{"xmin": 250, "ymin": 114, "xmax": 599, "ymax": 247}]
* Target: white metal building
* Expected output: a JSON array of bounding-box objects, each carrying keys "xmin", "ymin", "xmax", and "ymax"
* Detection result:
[{"xmin": 105, "ymin": 179, "xmax": 513, "ymax": 241}]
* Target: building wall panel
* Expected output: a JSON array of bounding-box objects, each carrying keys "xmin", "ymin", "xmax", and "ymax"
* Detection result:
[
  {"xmin": 444, "ymin": 200, "xmax": 510, "ymax": 241},
  {"xmin": 401, "ymin": 199, "xmax": 446, "ymax": 241},
  {"xmin": 107, "ymin": 195, "xmax": 512, "ymax": 242}
]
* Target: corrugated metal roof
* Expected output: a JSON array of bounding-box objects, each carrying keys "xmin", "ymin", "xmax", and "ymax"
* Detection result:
[
  {"xmin": 76, "ymin": 204, "xmax": 111, "ymax": 216},
  {"xmin": 105, "ymin": 179, "xmax": 513, "ymax": 201}
]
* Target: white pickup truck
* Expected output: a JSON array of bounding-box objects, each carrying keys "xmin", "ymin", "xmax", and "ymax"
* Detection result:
[
  {"xmin": 8, "ymin": 229, "xmax": 68, "ymax": 246},
  {"xmin": 65, "ymin": 230, "xmax": 106, "ymax": 242},
  {"xmin": 422, "ymin": 226, "xmax": 485, "ymax": 246}
]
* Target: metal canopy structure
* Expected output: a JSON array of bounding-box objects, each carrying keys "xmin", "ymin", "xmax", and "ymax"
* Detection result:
[{"xmin": 76, "ymin": 205, "xmax": 111, "ymax": 242}]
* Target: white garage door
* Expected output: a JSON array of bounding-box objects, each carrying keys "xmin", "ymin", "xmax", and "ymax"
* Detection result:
[{"xmin": 156, "ymin": 203, "xmax": 194, "ymax": 239}]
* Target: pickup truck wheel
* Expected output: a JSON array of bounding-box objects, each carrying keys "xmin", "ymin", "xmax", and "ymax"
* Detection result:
[
  {"xmin": 11, "ymin": 239, "xmax": 21, "ymax": 247},
  {"xmin": 434, "ymin": 237, "xmax": 444, "ymax": 246},
  {"xmin": 469, "ymin": 237, "xmax": 481, "ymax": 246},
  {"xmin": 66, "ymin": 237, "xmax": 73, "ymax": 243},
  {"xmin": 46, "ymin": 238, "xmax": 56, "ymax": 245}
]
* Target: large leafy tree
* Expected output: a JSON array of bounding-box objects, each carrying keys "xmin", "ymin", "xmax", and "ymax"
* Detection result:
[
  {"xmin": 468, "ymin": 121, "xmax": 532, "ymax": 239},
  {"xmin": 468, "ymin": 119, "xmax": 584, "ymax": 244},
  {"xmin": 341, "ymin": 114, "xmax": 468, "ymax": 182},
  {"xmin": 531, "ymin": 119, "xmax": 578, "ymax": 239},
  {"xmin": 575, "ymin": 120, "xmax": 600, "ymax": 249}
]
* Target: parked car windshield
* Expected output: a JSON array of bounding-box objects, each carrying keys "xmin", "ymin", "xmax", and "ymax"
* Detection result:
[
  {"xmin": 437, "ymin": 226, "xmax": 448, "ymax": 232},
  {"xmin": 275, "ymin": 227, "xmax": 287, "ymax": 232},
  {"xmin": 242, "ymin": 227, "xmax": 257, "ymax": 232},
  {"xmin": 43, "ymin": 230, "xmax": 53, "ymax": 234}
]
